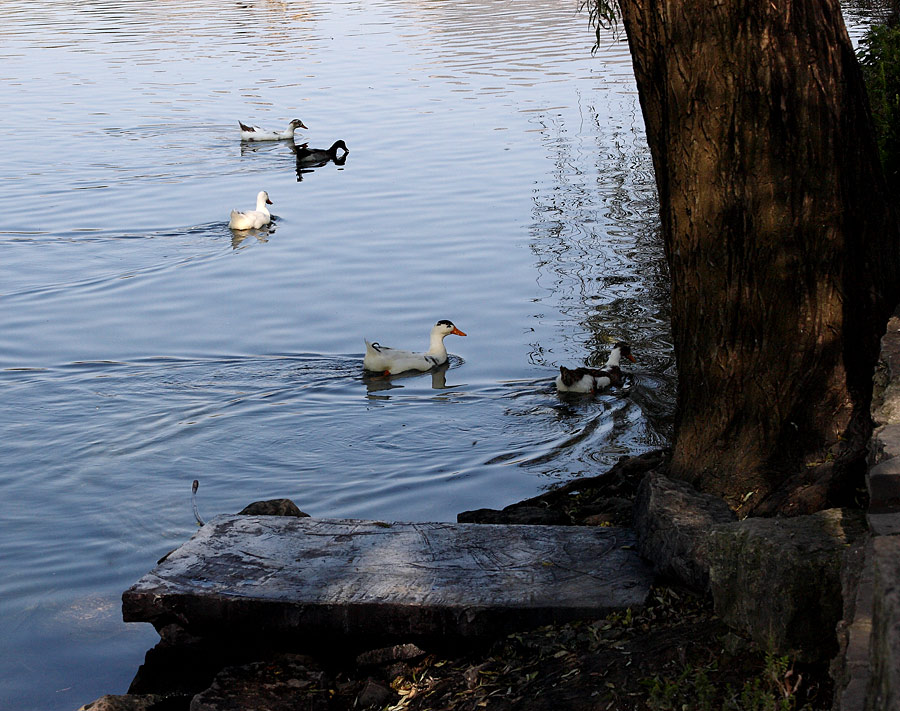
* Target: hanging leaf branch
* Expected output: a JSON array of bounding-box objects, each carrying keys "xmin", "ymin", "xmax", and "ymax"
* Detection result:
[{"xmin": 580, "ymin": 0, "xmax": 622, "ymax": 51}]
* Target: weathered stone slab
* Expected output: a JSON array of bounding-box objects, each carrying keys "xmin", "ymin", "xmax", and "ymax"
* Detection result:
[
  {"xmin": 872, "ymin": 313, "xmax": 900, "ymax": 427},
  {"xmin": 123, "ymin": 516, "xmax": 653, "ymax": 642},
  {"xmin": 867, "ymin": 457, "xmax": 900, "ymax": 513},
  {"xmin": 707, "ymin": 508, "xmax": 867, "ymax": 662},
  {"xmin": 871, "ymin": 424, "xmax": 900, "ymax": 464},
  {"xmin": 831, "ymin": 537, "xmax": 874, "ymax": 711},
  {"xmin": 865, "ymin": 536, "xmax": 900, "ymax": 711},
  {"xmin": 868, "ymin": 512, "xmax": 900, "ymax": 537}
]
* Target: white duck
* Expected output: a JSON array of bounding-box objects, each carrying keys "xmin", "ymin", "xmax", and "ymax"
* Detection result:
[
  {"xmin": 556, "ymin": 341, "xmax": 635, "ymax": 393},
  {"xmin": 238, "ymin": 118, "xmax": 307, "ymax": 141},
  {"xmin": 364, "ymin": 320, "xmax": 467, "ymax": 375},
  {"xmin": 228, "ymin": 191, "xmax": 273, "ymax": 230}
]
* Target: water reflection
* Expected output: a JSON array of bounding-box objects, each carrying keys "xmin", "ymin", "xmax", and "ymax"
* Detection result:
[
  {"xmin": 290, "ymin": 140, "xmax": 350, "ymax": 181},
  {"xmin": 842, "ymin": 0, "xmax": 895, "ymax": 43},
  {"xmin": 363, "ymin": 360, "xmax": 455, "ymax": 394},
  {"xmin": 239, "ymin": 140, "xmax": 298, "ymax": 158},
  {"xmin": 528, "ymin": 96, "xmax": 673, "ymax": 381},
  {"xmin": 230, "ymin": 223, "xmax": 273, "ymax": 249}
]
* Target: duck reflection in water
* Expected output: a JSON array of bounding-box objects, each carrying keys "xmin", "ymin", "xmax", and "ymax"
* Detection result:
[
  {"xmin": 363, "ymin": 361, "xmax": 452, "ymax": 395},
  {"xmin": 290, "ymin": 140, "xmax": 349, "ymax": 181},
  {"xmin": 231, "ymin": 223, "xmax": 274, "ymax": 250}
]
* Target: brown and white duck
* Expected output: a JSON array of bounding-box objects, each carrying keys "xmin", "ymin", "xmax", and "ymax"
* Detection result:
[
  {"xmin": 239, "ymin": 118, "xmax": 307, "ymax": 141},
  {"xmin": 555, "ymin": 341, "xmax": 635, "ymax": 393}
]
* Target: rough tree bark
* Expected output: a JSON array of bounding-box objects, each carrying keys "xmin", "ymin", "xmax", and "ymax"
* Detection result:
[{"xmin": 616, "ymin": 0, "xmax": 900, "ymax": 514}]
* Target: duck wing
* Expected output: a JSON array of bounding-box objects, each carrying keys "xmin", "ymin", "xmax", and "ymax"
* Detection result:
[
  {"xmin": 363, "ymin": 341, "xmax": 441, "ymax": 374},
  {"xmin": 229, "ymin": 209, "xmax": 267, "ymax": 230},
  {"xmin": 558, "ymin": 366, "xmax": 604, "ymax": 387}
]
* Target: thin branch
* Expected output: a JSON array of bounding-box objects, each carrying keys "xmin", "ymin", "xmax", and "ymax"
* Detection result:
[{"xmin": 580, "ymin": 0, "xmax": 622, "ymax": 52}]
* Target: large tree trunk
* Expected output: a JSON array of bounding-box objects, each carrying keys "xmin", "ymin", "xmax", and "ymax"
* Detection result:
[{"xmin": 618, "ymin": 0, "xmax": 900, "ymax": 514}]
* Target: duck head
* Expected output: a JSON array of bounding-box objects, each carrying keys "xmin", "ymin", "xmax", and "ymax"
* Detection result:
[
  {"xmin": 433, "ymin": 319, "xmax": 467, "ymax": 338},
  {"xmin": 329, "ymin": 140, "xmax": 350, "ymax": 157},
  {"xmin": 257, "ymin": 190, "xmax": 273, "ymax": 207},
  {"xmin": 289, "ymin": 119, "xmax": 308, "ymax": 130},
  {"xmin": 612, "ymin": 341, "xmax": 635, "ymax": 363},
  {"xmin": 558, "ymin": 366, "xmax": 579, "ymax": 388}
]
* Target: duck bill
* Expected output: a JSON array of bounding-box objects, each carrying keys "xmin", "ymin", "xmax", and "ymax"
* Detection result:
[
  {"xmin": 266, "ymin": 198, "xmax": 273, "ymax": 204},
  {"xmin": 451, "ymin": 327, "xmax": 467, "ymax": 337},
  {"xmin": 626, "ymin": 353, "xmax": 636, "ymax": 363}
]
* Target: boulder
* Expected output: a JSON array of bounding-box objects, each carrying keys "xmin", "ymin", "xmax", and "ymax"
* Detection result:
[
  {"xmin": 456, "ymin": 506, "xmax": 569, "ymax": 525},
  {"xmin": 633, "ymin": 472, "xmax": 736, "ymax": 591},
  {"xmin": 355, "ymin": 679, "xmax": 395, "ymax": 708},
  {"xmin": 238, "ymin": 499, "xmax": 308, "ymax": 517},
  {"xmin": 355, "ymin": 643, "xmax": 427, "ymax": 667},
  {"xmin": 707, "ymin": 508, "xmax": 867, "ymax": 662},
  {"xmin": 355, "ymin": 642, "xmax": 428, "ymax": 683},
  {"xmin": 190, "ymin": 654, "xmax": 327, "ymax": 711},
  {"xmin": 575, "ymin": 497, "xmax": 634, "ymax": 526}
]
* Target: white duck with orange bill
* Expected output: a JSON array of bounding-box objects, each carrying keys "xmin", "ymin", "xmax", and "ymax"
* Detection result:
[{"xmin": 364, "ymin": 320, "xmax": 467, "ymax": 375}]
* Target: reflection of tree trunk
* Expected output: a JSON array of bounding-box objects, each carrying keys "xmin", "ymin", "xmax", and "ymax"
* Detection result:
[{"xmin": 618, "ymin": 0, "xmax": 900, "ymax": 514}]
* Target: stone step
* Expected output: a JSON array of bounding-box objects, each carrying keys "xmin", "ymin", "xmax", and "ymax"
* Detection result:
[{"xmin": 123, "ymin": 516, "xmax": 653, "ymax": 641}]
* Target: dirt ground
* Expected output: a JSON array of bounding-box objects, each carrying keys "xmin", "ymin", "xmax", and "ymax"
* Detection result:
[{"xmin": 339, "ymin": 585, "xmax": 832, "ymax": 711}]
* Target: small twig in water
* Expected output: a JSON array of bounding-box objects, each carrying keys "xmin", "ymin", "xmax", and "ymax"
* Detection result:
[{"xmin": 191, "ymin": 479, "xmax": 205, "ymax": 526}]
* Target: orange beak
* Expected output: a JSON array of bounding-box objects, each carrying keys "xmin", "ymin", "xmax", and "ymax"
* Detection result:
[
  {"xmin": 451, "ymin": 327, "xmax": 467, "ymax": 337},
  {"xmin": 266, "ymin": 197, "xmax": 273, "ymax": 205},
  {"xmin": 626, "ymin": 353, "xmax": 636, "ymax": 363}
]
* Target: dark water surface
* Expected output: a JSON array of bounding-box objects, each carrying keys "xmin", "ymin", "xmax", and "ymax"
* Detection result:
[{"xmin": 0, "ymin": 0, "xmax": 873, "ymax": 708}]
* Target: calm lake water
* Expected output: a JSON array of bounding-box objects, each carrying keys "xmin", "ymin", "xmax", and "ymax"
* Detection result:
[{"xmin": 0, "ymin": 0, "xmax": 875, "ymax": 708}]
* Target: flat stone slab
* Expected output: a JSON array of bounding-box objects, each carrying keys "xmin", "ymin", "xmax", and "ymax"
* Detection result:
[{"xmin": 123, "ymin": 516, "xmax": 652, "ymax": 641}]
